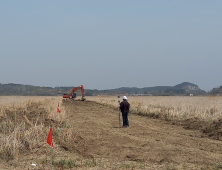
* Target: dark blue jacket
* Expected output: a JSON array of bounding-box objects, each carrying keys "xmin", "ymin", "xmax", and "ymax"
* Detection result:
[{"xmin": 120, "ymin": 100, "xmax": 130, "ymax": 113}]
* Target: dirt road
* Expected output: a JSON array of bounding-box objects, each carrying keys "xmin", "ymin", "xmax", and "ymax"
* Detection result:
[{"xmin": 59, "ymin": 100, "xmax": 222, "ymax": 169}]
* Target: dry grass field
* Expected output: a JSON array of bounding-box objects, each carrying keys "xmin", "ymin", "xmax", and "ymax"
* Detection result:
[
  {"xmin": 1, "ymin": 96, "xmax": 222, "ymax": 169},
  {"xmin": 89, "ymin": 96, "xmax": 222, "ymax": 121}
]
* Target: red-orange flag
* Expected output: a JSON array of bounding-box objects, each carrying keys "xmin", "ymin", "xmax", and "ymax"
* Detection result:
[
  {"xmin": 57, "ymin": 107, "xmax": 61, "ymax": 113},
  {"xmin": 47, "ymin": 128, "xmax": 54, "ymax": 148},
  {"xmin": 57, "ymin": 102, "xmax": 61, "ymax": 113}
]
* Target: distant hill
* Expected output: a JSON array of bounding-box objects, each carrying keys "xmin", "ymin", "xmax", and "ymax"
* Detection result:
[
  {"xmin": 0, "ymin": 83, "xmax": 62, "ymax": 96},
  {"xmin": 0, "ymin": 82, "xmax": 207, "ymax": 96},
  {"xmin": 102, "ymin": 82, "xmax": 206, "ymax": 96},
  {"xmin": 173, "ymin": 82, "xmax": 200, "ymax": 90}
]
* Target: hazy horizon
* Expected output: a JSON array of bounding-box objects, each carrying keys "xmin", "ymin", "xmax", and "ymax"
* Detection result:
[{"xmin": 0, "ymin": 81, "xmax": 212, "ymax": 92}]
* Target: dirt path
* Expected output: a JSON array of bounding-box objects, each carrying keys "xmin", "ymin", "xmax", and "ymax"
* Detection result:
[{"xmin": 62, "ymin": 100, "xmax": 222, "ymax": 169}]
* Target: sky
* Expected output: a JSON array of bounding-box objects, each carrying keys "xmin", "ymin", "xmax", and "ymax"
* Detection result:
[{"xmin": 0, "ymin": 1, "xmax": 222, "ymax": 91}]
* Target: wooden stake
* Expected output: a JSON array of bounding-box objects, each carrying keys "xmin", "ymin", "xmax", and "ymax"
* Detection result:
[
  {"xmin": 51, "ymin": 145, "xmax": 53, "ymax": 170},
  {"xmin": 118, "ymin": 96, "xmax": 121, "ymax": 128},
  {"xmin": 119, "ymin": 112, "xmax": 121, "ymax": 127}
]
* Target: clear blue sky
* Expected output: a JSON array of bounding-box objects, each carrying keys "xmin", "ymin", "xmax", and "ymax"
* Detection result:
[{"xmin": 0, "ymin": 1, "xmax": 221, "ymax": 91}]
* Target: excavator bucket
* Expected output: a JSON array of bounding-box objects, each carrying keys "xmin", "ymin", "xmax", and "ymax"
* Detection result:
[{"xmin": 81, "ymin": 96, "xmax": 86, "ymax": 101}]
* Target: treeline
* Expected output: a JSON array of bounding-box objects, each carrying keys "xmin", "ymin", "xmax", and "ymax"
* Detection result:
[{"xmin": 209, "ymin": 86, "xmax": 222, "ymax": 96}]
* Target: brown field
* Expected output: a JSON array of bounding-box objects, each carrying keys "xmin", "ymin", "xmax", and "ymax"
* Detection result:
[{"xmin": 1, "ymin": 96, "xmax": 222, "ymax": 169}]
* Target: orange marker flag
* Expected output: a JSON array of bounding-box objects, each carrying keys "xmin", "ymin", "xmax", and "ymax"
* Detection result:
[
  {"xmin": 47, "ymin": 128, "xmax": 54, "ymax": 148},
  {"xmin": 57, "ymin": 102, "xmax": 61, "ymax": 113}
]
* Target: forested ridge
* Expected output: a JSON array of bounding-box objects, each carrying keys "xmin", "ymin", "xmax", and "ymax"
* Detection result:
[{"xmin": 0, "ymin": 82, "xmax": 218, "ymax": 96}]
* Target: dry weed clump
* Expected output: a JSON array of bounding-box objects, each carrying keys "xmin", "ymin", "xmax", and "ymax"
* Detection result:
[
  {"xmin": 0, "ymin": 96, "xmax": 74, "ymax": 162},
  {"xmin": 87, "ymin": 96, "xmax": 222, "ymax": 122}
]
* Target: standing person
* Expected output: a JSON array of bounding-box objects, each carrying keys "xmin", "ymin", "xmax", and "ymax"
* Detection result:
[{"xmin": 119, "ymin": 96, "xmax": 130, "ymax": 128}]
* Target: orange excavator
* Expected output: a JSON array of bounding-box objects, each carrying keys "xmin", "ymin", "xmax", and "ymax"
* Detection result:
[{"xmin": 63, "ymin": 85, "xmax": 85, "ymax": 101}]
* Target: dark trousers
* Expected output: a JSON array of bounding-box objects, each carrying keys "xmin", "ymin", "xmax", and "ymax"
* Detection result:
[{"xmin": 122, "ymin": 111, "xmax": 129, "ymax": 127}]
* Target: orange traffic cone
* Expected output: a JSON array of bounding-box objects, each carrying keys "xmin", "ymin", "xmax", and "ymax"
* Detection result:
[{"xmin": 57, "ymin": 102, "xmax": 61, "ymax": 113}]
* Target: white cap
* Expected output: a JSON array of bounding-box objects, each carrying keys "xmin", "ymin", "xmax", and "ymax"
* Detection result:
[{"xmin": 123, "ymin": 96, "xmax": 127, "ymax": 100}]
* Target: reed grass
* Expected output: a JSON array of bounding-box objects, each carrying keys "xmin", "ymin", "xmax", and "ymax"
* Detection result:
[
  {"xmin": 0, "ymin": 96, "xmax": 72, "ymax": 162},
  {"xmin": 87, "ymin": 96, "xmax": 222, "ymax": 121}
]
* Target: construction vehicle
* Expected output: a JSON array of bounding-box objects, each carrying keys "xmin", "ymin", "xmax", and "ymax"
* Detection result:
[{"xmin": 63, "ymin": 85, "xmax": 85, "ymax": 101}]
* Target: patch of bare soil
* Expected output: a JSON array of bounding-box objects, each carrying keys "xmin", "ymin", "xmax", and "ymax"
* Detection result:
[
  {"xmin": 202, "ymin": 119, "xmax": 222, "ymax": 140},
  {"xmin": 60, "ymin": 100, "xmax": 222, "ymax": 169},
  {"xmin": 169, "ymin": 117, "xmax": 222, "ymax": 141}
]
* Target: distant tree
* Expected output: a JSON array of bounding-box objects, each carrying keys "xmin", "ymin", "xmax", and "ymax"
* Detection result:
[{"xmin": 85, "ymin": 91, "xmax": 93, "ymax": 96}]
